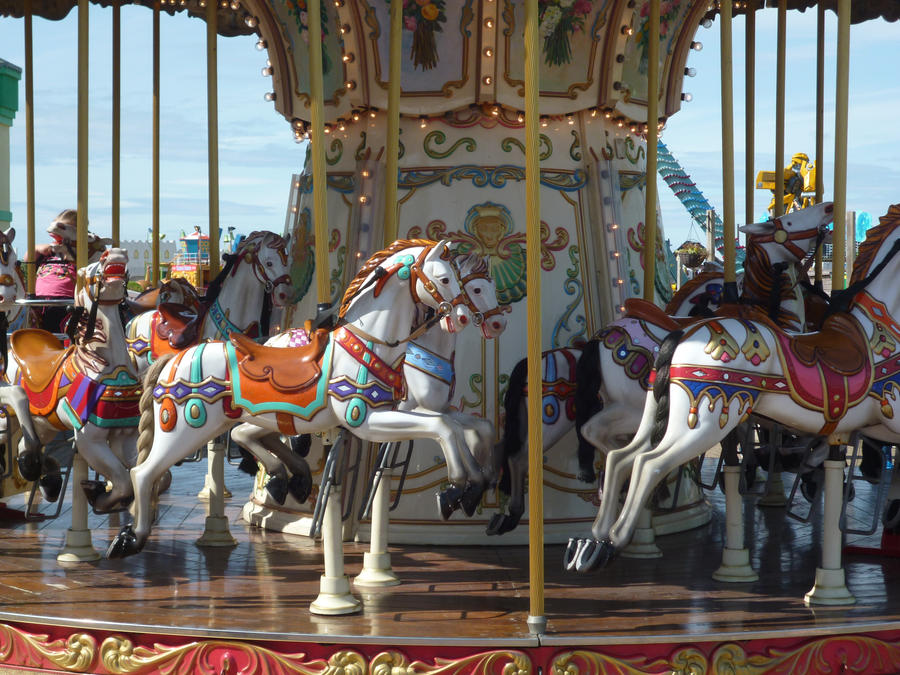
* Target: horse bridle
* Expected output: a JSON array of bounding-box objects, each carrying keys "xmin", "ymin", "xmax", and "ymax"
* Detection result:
[
  {"xmin": 755, "ymin": 216, "xmax": 829, "ymax": 262},
  {"xmin": 451, "ymin": 261, "xmax": 510, "ymax": 328}
]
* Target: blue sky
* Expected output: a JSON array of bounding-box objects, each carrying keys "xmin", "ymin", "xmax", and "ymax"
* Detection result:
[{"xmin": 1, "ymin": 5, "xmax": 898, "ymax": 252}]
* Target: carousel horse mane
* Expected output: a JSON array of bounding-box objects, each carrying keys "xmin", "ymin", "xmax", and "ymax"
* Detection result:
[
  {"xmin": 828, "ymin": 205, "xmax": 900, "ymax": 317},
  {"xmin": 740, "ymin": 236, "xmax": 799, "ymax": 327},
  {"xmin": 339, "ymin": 238, "xmax": 440, "ymax": 318}
]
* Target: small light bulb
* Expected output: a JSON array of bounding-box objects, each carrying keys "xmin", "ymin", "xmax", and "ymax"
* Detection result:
[
  {"xmin": 691, "ymin": 41, "xmax": 703, "ymax": 51},
  {"xmin": 263, "ymin": 91, "xmax": 275, "ymax": 102}
]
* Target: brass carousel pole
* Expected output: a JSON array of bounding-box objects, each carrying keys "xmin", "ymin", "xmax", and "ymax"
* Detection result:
[
  {"xmin": 814, "ymin": 0, "xmax": 825, "ymax": 285},
  {"xmin": 832, "ymin": 0, "xmax": 849, "ymax": 291},
  {"xmin": 524, "ymin": 0, "xmax": 545, "ymax": 636},
  {"xmin": 383, "ymin": 0, "xmax": 402, "ymax": 246},
  {"xmin": 206, "ymin": 0, "xmax": 219, "ymax": 277},
  {"xmin": 641, "ymin": 0, "xmax": 659, "ymax": 302},
  {"xmin": 151, "ymin": 0, "xmax": 161, "ymax": 286},
  {"xmin": 23, "ymin": 0, "xmax": 35, "ymax": 295},
  {"xmin": 774, "ymin": 0, "xmax": 786, "ymax": 219},
  {"xmin": 720, "ymin": 0, "xmax": 736, "ymax": 299},
  {"xmin": 308, "ymin": 0, "xmax": 359, "ymax": 616},
  {"xmin": 111, "ymin": 0, "xmax": 120, "ymax": 246},
  {"xmin": 58, "ymin": 0, "xmax": 100, "ymax": 564},
  {"xmin": 745, "ymin": 0, "xmax": 755, "ymax": 234}
]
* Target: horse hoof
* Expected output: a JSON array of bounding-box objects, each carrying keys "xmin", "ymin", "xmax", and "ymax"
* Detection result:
[
  {"xmin": 459, "ymin": 484, "xmax": 484, "ymax": 517},
  {"xmin": 575, "ymin": 538, "xmax": 616, "ymax": 573},
  {"xmin": 81, "ymin": 479, "xmax": 107, "ymax": 508},
  {"xmin": 237, "ymin": 452, "xmax": 258, "ymax": 476},
  {"xmin": 486, "ymin": 513, "xmax": 504, "ymax": 536},
  {"xmin": 39, "ymin": 463, "xmax": 63, "ymax": 504},
  {"xmin": 106, "ymin": 525, "xmax": 141, "ymax": 559},
  {"xmin": 577, "ymin": 467, "xmax": 597, "ymax": 484},
  {"xmin": 265, "ymin": 475, "xmax": 288, "ymax": 505},
  {"xmin": 291, "ymin": 434, "xmax": 312, "ymax": 458},
  {"xmin": 157, "ymin": 470, "xmax": 173, "ymax": 496},
  {"xmin": 436, "ymin": 491, "xmax": 456, "ymax": 521},
  {"xmin": 564, "ymin": 537, "xmax": 584, "ymax": 571},
  {"xmin": 17, "ymin": 451, "xmax": 43, "ymax": 483},
  {"xmin": 287, "ymin": 473, "xmax": 312, "ymax": 504},
  {"xmin": 883, "ymin": 499, "xmax": 900, "ymax": 532}
]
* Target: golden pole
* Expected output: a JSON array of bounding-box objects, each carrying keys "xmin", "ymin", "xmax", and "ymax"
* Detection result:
[
  {"xmin": 814, "ymin": 1, "xmax": 825, "ymax": 283},
  {"xmin": 111, "ymin": 0, "xmax": 120, "ymax": 246},
  {"xmin": 382, "ymin": 0, "xmax": 402, "ymax": 246},
  {"xmin": 720, "ymin": 0, "xmax": 736, "ymax": 292},
  {"xmin": 206, "ymin": 0, "xmax": 220, "ymax": 277},
  {"xmin": 774, "ymin": 0, "xmax": 786, "ymax": 219},
  {"xmin": 76, "ymin": 0, "xmax": 88, "ymax": 269},
  {"xmin": 641, "ymin": 0, "xmax": 659, "ymax": 302},
  {"xmin": 744, "ymin": 0, "xmax": 755, "ymax": 231},
  {"xmin": 24, "ymin": 0, "xmax": 35, "ymax": 294},
  {"xmin": 152, "ymin": 0, "xmax": 160, "ymax": 285},
  {"xmin": 832, "ymin": 0, "xmax": 849, "ymax": 290},
  {"xmin": 307, "ymin": 0, "xmax": 329, "ymax": 304},
  {"xmin": 523, "ymin": 0, "xmax": 545, "ymax": 636}
]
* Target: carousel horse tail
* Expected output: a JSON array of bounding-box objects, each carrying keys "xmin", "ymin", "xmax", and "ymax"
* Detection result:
[
  {"xmin": 137, "ymin": 353, "xmax": 175, "ymax": 466},
  {"xmin": 498, "ymin": 356, "xmax": 529, "ymax": 496},
  {"xmin": 650, "ymin": 329, "xmax": 684, "ymax": 446},
  {"xmin": 574, "ymin": 339, "xmax": 603, "ymax": 483}
]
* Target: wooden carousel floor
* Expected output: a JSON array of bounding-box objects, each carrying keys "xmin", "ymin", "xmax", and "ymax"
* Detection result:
[{"xmin": 1, "ymin": 455, "xmax": 900, "ymax": 649}]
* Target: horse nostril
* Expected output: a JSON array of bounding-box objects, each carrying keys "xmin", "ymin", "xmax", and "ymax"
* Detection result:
[
  {"xmin": 492, "ymin": 321, "xmax": 502, "ymax": 330},
  {"xmin": 460, "ymin": 315, "xmax": 468, "ymax": 325}
]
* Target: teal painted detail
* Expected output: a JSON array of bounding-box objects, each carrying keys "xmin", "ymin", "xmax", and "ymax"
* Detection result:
[
  {"xmin": 345, "ymin": 345, "xmax": 372, "ymax": 428},
  {"xmin": 226, "ymin": 339, "xmax": 333, "ymax": 418},
  {"xmin": 0, "ymin": 210, "xmax": 11, "ymax": 223},
  {"xmin": 0, "ymin": 59, "xmax": 21, "ymax": 126},
  {"xmin": 60, "ymin": 399, "xmax": 84, "ymax": 431},
  {"xmin": 186, "ymin": 343, "xmax": 207, "ymax": 428},
  {"xmin": 395, "ymin": 254, "xmax": 415, "ymax": 281},
  {"xmin": 88, "ymin": 413, "xmax": 140, "ymax": 428},
  {"xmin": 101, "ymin": 369, "xmax": 139, "ymax": 387}
]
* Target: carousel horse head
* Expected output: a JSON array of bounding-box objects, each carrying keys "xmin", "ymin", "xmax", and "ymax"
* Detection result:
[
  {"xmin": 158, "ymin": 277, "xmax": 201, "ymax": 310},
  {"xmin": 340, "ymin": 239, "xmax": 472, "ymax": 334},
  {"xmin": 231, "ymin": 230, "xmax": 293, "ymax": 308},
  {"xmin": 0, "ymin": 228, "xmax": 20, "ymax": 308},
  {"xmin": 77, "ymin": 248, "xmax": 130, "ymax": 307},
  {"xmin": 451, "ymin": 251, "xmax": 509, "ymax": 339},
  {"xmin": 739, "ymin": 201, "xmax": 833, "ymax": 265}
]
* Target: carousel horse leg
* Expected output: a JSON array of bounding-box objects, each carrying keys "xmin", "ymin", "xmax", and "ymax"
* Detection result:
[
  {"xmin": 355, "ymin": 454, "xmax": 401, "ymax": 588},
  {"xmin": 57, "ymin": 453, "xmax": 101, "ymax": 562},
  {"xmin": 196, "ymin": 435, "xmax": 238, "ymax": 549},
  {"xmin": 805, "ymin": 445, "xmax": 855, "ymax": 606},
  {"xmin": 311, "ymin": 433, "xmax": 361, "ymax": 615}
]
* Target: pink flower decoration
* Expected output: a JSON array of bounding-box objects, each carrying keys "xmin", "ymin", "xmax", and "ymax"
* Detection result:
[
  {"xmin": 574, "ymin": 0, "xmax": 592, "ymax": 15},
  {"xmin": 404, "ymin": 15, "xmax": 417, "ymax": 30}
]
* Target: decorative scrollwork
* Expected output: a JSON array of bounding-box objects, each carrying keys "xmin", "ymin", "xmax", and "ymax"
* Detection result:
[
  {"xmin": 372, "ymin": 650, "xmax": 531, "ymax": 675},
  {"xmin": 569, "ymin": 130, "xmax": 582, "ymax": 162},
  {"xmin": 0, "ymin": 624, "xmax": 97, "ymax": 672},
  {"xmin": 424, "ymin": 131, "xmax": 477, "ymax": 159},
  {"xmin": 355, "ymin": 131, "xmax": 371, "ymax": 161},
  {"xmin": 550, "ymin": 647, "xmax": 707, "ymax": 675},
  {"xmin": 500, "ymin": 135, "xmax": 552, "ymax": 161},
  {"xmin": 457, "ymin": 372, "xmax": 484, "ymax": 412},
  {"xmin": 326, "ymin": 138, "xmax": 343, "ymax": 166},
  {"xmin": 399, "ymin": 166, "xmax": 586, "ymax": 193}
]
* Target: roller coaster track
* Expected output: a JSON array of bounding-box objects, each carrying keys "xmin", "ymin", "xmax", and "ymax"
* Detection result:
[{"xmin": 657, "ymin": 139, "xmax": 745, "ymax": 265}]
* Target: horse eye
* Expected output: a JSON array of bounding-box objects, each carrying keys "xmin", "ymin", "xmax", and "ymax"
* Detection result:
[
  {"xmin": 266, "ymin": 260, "xmax": 273, "ymax": 267},
  {"xmin": 441, "ymin": 278, "xmax": 449, "ymax": 284},
  {"xmin": 474, "ymin": 288, "xmax": 481, "ymax": 294}
]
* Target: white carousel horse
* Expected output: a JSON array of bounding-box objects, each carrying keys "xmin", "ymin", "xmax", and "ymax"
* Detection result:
[
  {"xmin": 7, "ymin": 249, "xmax": 140, "ymax": 514},
  {"xmin": 107, "ymin": 239, "xmax": 476, "ymax": 557},
  {"xmin": 0, "ymin": 228, "xmax": 43, "ymax": 479},
  {"xmin": 125, "ymin": 231, "xmax": 292, "ymax": 375},
  {"xmin": 489, "ymin": 203, "xmax": 834, "ymax": 536},
  {"xmin": 124, "ymin": 277, "xmax": 201, "ymax": 320},
  {"xmin": 573, "ymin": 205, "xmax": 900, "ymax": 571},
  {"xmin": 230, "ymin": 251, "xmax": 509, "ymax": 513}
]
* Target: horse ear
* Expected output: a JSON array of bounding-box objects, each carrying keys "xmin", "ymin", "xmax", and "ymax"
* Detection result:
[
  {"xmin": 435, "ymin": 238, "xmax": 453, "ymax": 260},
  {"xmin": 5, "ymin": 228, "xmax": 14, "ymax": 243},
  {"xmin": 739, "ymin": 220, "xmax": 774, "ymax": 236}
]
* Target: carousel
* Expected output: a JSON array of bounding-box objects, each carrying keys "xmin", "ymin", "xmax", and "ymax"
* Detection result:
[{"xmin": 0, "ymin": 0, "xmax": 899, "ymax": 673}]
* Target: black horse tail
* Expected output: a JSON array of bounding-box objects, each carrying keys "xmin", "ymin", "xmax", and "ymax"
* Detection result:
[
  {"xmin": 651, "ymin": 329, "xmax": 684, "ymax": 446},
  {"xmin": 574, "ymin": 339, "xmax": 603, "ymax": 483},
  {"xmin": 498, "ymin": 356, "xmax": 529, "ymax": 496}
]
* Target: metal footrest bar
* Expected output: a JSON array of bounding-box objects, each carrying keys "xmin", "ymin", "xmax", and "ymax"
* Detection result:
[
  {"xmin": 785, "ymin": 468, "xmax": 818, "ymax": 524},
  {"xmin": 840, "ymin": 436, "xmax": 894, "ymax": 536},
  {"xmin": 696, "ymin": 451, "xmax": 724, "ymax": 491},
  {"xmin": 309, "ymin": 430, "xmax": 346, "ymax": 539},
  {"xmin": 340, "ymin": 437, "xmax": 363, "ymax": 523},
  {"xmin": 225, "ymin": 432, "xmax": 245, "ymax": 466},
  {"xmin": 357, "ymin": 440, "xmax": 415, "ymax": 520}
]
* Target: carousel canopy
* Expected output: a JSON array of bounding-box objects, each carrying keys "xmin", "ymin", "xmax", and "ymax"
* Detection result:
[{"xmin": 0, "ymin": 0, "xmax": 894, "ymax": 127}]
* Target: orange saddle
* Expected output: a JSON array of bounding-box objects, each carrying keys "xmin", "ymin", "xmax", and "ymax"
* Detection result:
[
  {"xmin": 10, "ymin": 329, "xmax": 73, "ymax": 394},
  {"xmin": 229, "ymin": 329, "xmax": 330, "ymax": 394},
  {"xmin": 786, "ymin": 312, "xmax": 869, "ymax": 375}
]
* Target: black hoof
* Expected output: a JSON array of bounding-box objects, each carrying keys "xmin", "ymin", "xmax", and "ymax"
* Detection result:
[
  {"xmin": 237, "ymin": 450, "xmax": 258, "ymax": 476},
  {"xmin": 17, "ymin": 451, "xmax": 42, "ymax": 483},
  {"xmin": 577, "ymin": 467, "xmax": 597, "ymax": 484},
  {"xmin": 459, "ymin": 483, "xmax": 484, "ymax": 517},
  {"xmin": 575, "ymin": 538, "xmax": 617, "ymax": 573},
  {"xmin": 800, "ymin": 469, "xmax": 823, "ymax": 503},
  {"xmin": 39, "ymin": 458, "xmax": 62, "ymax": 503},
  {"xmin": 81, "ymin": 479, "xmax": 107, "ymax": 508},
  {"xmin": 287, "ymin": 472, "xmax": 312, "ymax": 504},
  {"xmin": 291, "ymin": 434, "xmax": 312, "ymax": 458},
  {"xmin": 106, "ymin": 525, "xmax": 141, "ymax": 559},
  {"xmin": 437, "ymin": 489, "xmax": 461, "ymax": 520},
  {"xmin": 265, "ymin": 475, "xmax": 288, "ymax": 505},
  {"xmin": 486, "ymin": 513, "xmax": 504, "ymax": 536},
  {"xmin": 563, "ymin": 537, "xmax": 582, "ymax": 571}
]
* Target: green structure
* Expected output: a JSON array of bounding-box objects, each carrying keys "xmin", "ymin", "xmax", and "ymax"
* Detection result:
[{"xmin": 0, "ymin": 58, "xmax": 21, "ymax": 230}]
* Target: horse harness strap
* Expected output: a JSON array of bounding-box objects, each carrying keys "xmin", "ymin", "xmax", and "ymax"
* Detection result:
[
  {"xmin": 334, "ymin": 327, "xmax": 404, "ymax": 400},
  {"xmin": 755, "ymin": 217, "xmax": 825, "ymax": 261}
]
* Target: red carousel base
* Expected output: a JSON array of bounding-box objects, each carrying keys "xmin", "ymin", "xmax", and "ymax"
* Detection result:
[{"xmin": 2, "ymin": 464, "xmax": 900, "ymax": 675}]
